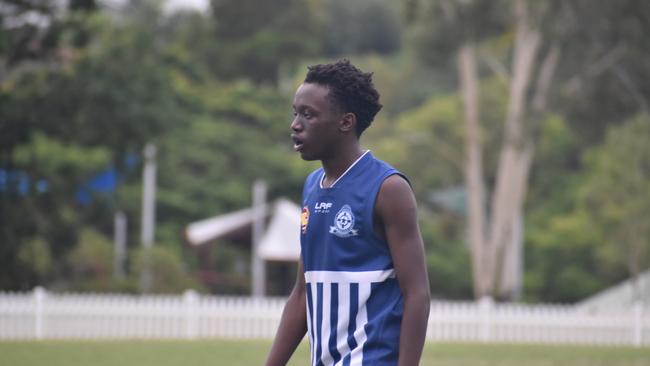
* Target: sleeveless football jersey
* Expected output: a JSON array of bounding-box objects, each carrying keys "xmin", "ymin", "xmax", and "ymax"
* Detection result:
[{"xmin": 300, "ymin": 151, "xmax": 406, "ymax": 366}]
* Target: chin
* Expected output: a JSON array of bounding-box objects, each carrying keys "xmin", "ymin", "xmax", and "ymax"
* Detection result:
[
  {"xmin": 298, "ymin": 149, "xmax": 320, "ymax": 161},
  {"xmin": 300, "ymin": 153, "xmax": 319, "ymax": 161}
]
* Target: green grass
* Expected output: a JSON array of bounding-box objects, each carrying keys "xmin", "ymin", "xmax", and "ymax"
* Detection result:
[{"xmin": 1, "ymin": 340, "xmax": 649, "ymax": 366}]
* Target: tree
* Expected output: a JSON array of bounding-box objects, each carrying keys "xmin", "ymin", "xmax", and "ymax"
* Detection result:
[
  {"xmin": 145, "ymin": 78, "xmax": 307, "ymax": 291},
  {"xmin": 208, "ymin": 0, "xmax": 321, "ymax": 84},
  {"xmin": 580, "ymin": 116, "xmax": 650, "ymax": 290},
  {"xmin": 0, "ymin": 0, "xmax": 59, "ymax": 83},
  {"xmin": 320, "ymin": 0, "xmax": 402, "ymax": 56},
  {"xmin": 0, "ymin": 8, "xmax": 182, "ymax": 290},
  {"xmin": 407, "ymin": 0, "xmax": 650, "ymax": 300},
  {"xmin": 524, "ymin": 115, "xmax": 650, "ymax": 303},
  {"xmin": 408, "ymin": 0, "xmax": 561, "ymax": 299},
  {"xmin": 130, "ymin": 246, "xmax": 203, "ymax": 293},
  {"xmin": 67, "ymin": 228, "xmax": 117, "ymax": 291},
  {"xmin": 0, "ymin": 132, "xmax": 111, "ymax": 290}
]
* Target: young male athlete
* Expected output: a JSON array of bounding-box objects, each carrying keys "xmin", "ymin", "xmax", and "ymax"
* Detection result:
[{"xmin": 265, "ymin": 60, "xmax": 430, "ymax": 366}]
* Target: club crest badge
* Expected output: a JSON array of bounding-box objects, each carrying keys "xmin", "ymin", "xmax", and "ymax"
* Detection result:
[
  {"xmin": 301, "ymin": 206, "xmax": 310, "ymax": 234},
  {"xmin": 329, "ymin": 204, "xmax": 358, "ymax": 237}
]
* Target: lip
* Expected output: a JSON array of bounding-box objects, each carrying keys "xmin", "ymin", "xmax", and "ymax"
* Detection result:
[{"xmin": 291, "ymin": 135, "xmax": 304, "ymax": 152}]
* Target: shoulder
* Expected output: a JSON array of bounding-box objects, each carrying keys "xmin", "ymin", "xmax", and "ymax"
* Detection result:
[
  {"xmin": 305, "ymin": 168, "xmax": 323, "ymax": 186},
  {"xmin": 375, "ymin": 174, "xmax": 419, "ymax": 235},
  {"xmin": 302, "ymin": 168, "xmax": 323, "ymax": 199},
  {"xmin": 377, "ymin": 174, "xmax": 414, "ymax": 206},
  {"xmin": 369, "ymin": 154, "xmax": 410, "ymax": 185},
  {"xmin": 375, "ymin": 174, "xmax": 416, "ymax": 222}
]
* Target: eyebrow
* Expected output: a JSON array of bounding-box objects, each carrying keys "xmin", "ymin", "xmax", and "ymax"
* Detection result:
[{"xmin": 293, "ymin": 104, "xmax": 317, "ymax": 112}]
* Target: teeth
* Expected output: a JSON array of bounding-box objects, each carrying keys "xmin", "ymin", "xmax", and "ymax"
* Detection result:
[{"xmin": 292, "ymin": 138, "xmax": 303, "ymax": 151}]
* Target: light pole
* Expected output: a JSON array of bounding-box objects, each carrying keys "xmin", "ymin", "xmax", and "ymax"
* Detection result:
[
  {"xmin": 252, "ymin": 180, "xmax": 267, "ymax": 297},
  {"xmin": 114, "ymin": 210, "xmax": 127, "ymax": 279},
  {"xmin": 140, "ymin": 143, "xmax": 157, "ymax": 292}
]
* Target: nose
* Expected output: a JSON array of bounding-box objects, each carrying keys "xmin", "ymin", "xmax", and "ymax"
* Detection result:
[{"xmin": 291, "ymin": 115, "xmax": 302, "ymax": 132}]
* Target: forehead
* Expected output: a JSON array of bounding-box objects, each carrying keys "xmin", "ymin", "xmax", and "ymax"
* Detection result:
[{"xmin": 293, "ymin": 83, "xmax": 333, "ymax": 110}]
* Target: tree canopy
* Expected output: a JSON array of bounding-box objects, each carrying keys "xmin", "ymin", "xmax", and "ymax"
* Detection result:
[{"xmin": 2, "ymin": 0, "xmax": 649, "ymax": 302}]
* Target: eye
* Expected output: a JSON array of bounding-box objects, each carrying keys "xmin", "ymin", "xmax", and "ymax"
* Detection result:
[{"xmin": 302, "ymin": 112, "xmax": 312, "ymax": 119}]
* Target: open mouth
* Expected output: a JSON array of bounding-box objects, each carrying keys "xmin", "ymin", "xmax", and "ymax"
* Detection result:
[{"xmin": 292, "ymin": 136, "xmax": 304, "ymax": 151}]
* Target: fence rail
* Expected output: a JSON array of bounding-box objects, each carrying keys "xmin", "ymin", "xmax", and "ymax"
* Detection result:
[{"xmin": 0, "ymin": 288, "xmax": 647, "ymax": 347}]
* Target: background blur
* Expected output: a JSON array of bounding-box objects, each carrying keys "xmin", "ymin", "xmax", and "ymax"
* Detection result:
[{"xmin": 1, "ymin": 0, "xmax": 649, "ymax": 305}]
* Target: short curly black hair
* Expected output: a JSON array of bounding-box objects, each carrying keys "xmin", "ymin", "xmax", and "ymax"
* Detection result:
[{"xmin": 304, "ymin": 59, "xmax": 382, "ymax": 136}]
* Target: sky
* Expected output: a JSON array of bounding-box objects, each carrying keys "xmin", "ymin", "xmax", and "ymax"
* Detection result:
[
  {"xmin": 161, "ymin": 0, "xmax": 209, "ymax": 13},
  {"xmin": 99, "ymin": 0, "xmax": 210, "ymax": 14},
  {"xmin": 0, "ymin": 0, "xmax": 210, "ymax": 30}
]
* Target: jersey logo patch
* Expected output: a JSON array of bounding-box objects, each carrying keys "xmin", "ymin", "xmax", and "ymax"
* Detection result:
[
  {"xmin": 329, "ymin": 204, "xmax": 358, "ymax": 237},
  {"xmin": 314, "ymin": 202, "xmax": 333, "ymax": 213},
  {"xmin": 301, "ymin": 206, "xmax": 310, "ymax": 234}
]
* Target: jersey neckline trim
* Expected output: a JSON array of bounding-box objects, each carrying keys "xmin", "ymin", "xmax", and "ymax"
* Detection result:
[{"xmin": 319, "ymin": 150, "xmax": 370, "ymax": 189}]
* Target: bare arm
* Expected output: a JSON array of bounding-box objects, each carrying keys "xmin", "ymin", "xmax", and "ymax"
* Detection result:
[
  {"xmin": 265, "ymin": 259, "xmax": 307, "ymax": 366},
  {"xmin": 375, "ymin": 175, "xmax": 431, "ymax": 366}
]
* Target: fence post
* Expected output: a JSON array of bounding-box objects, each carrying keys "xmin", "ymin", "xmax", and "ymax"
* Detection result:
[
  {"xmin": 184, "ymin": 290, "xmax": 198, "ymax": 339},
  {"xmin": 34, "ymin": 287, "xmax": 46, "ymax": 340},
  {"xmin": 479, "ymin": 296, "xmax": 493, "ymax": 342},
  {"xmin": 633, "ymin": 301, "xmax": 643, "ymax": 347}
]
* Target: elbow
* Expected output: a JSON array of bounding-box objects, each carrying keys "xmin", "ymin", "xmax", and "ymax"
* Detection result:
[{"xmin": 403, "ymin": 287, "xmax": 431, "ymax": 324}]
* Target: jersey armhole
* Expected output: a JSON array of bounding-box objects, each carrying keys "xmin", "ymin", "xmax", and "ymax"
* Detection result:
[{"xmin": 368, "ymin": 171, "xmax": 410, "ymax": 245}]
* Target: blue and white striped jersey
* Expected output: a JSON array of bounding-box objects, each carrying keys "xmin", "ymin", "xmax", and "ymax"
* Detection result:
[{"xmin": 300, "ymin": 151, "xmax": 405, "ymax": 366}]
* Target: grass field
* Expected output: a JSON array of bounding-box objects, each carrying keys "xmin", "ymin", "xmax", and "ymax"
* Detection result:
[{"xmin": 1, "ymin": 340, "xmax": 649, "ymax": 366}]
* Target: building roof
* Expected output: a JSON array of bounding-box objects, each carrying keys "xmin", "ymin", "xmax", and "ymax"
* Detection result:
[
  {"xmin": 258, "ymin": 199, "xmax": 301, "ymax": 261},
  {"xmin": 577, "ymin": 269, "xmax": 650, "ymax": 312},
  {"xmin": 184, "ymin": 198, "xmax": 300, "ymax": 261}
]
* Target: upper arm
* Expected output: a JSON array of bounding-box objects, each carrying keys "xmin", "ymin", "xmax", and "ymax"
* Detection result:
[
  {"xmin": 375, "ymin": 175, "xmax": 429, "ymax": 297},
  {"xmin": 292, "ymin": 258, "xmax": 306, "ymax": 297}
]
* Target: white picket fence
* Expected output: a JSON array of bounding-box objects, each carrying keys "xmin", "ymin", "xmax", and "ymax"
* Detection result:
[{"xmin": 0, "ymin": 288, "xmax": 647, "ymax": 347}]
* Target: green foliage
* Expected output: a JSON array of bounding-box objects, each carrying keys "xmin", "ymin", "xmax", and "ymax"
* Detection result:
[
  {"xmin": 0, "ymin": 132, "xmax": 111, "ymax": 290},
  {"xmin": 525, "ymin": 209, "xmax": 607, "ymax": 303},
  {"xmin": 56, "ymin": 21, "xmax": 180, "ymax": 157},
  {"xmin": 320, "ymin": 0, "xmax": 402, "ymax": 56},
  {"xmin": 388, "ymin": 92, "xmax": 463, "ymax": 193},
  {"xmin": 65, "ymin": 229, "xmax": 202, "ymax": 293},
  {"xmin": 372, "ymin": 76, "xmax": 506, "ymax": 201},
  {"xmin": 208, "ymin": 0, "xmax": 321, "ymax": 84},
  {"xmin": 13, "ymin": 132, "xmax": 111, "ymax": 183},
  {"xmin": 580, "ymin": 116, "xmax": 650, "ymax": 276},
  {"xmin": 2, "ymin": 0, "xmax": 650, "ymax": 302},
  {"xmin": 368, "ymin": 76, "xmax": 508, "ymax": 300},
  {"xmin": 17, "ymin": 237, "xmax": 53, "ymax": 283},
  {"xmin": 69, "ymin": 0, "xmax": 98, "ymax": 12},
  {"xmin": 131, "ymin": 246, "xmax": 203, "ymax": 293},
  {"xmin": 421, "ymin": 210, "xmax": 473, "ymax": 299},
  {"xmin": 556, "ymin": 1, "xmax": 650, "ymax": 148},
  {"xmin": 149, "ymin": 77, "xmax": 306, "ymax": 249},
  {"xmin": 524, "ymin": 115, "xmax": 650, "ymax": 302},
  {"xmin": 523, "ymin": 116, "xmax": 605, "ymax": 302},
  {"xmin": 66, "ymin": 228, "xmax": 118, "ymax": 292},
  {"xmin": 407, "ymin": 0, "xmax": 508, "ymax": 69},
  {"xmin": 0, "ymin": 1, "xmax": 61, "ymax": 76}
]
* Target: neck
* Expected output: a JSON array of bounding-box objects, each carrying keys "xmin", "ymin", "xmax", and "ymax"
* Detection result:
[{"xmin": 321, "ymin": 142, "xmax": 364, "ymax": 187}]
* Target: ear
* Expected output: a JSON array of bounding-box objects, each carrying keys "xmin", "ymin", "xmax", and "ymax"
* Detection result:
[{"xmin": 339, "ymin": 112, "xmax": 357, "ymax": 134}]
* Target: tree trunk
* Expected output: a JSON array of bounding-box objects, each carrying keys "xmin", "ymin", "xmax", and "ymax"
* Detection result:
[
  {"xmin": 496, "ymin": 44, "xmax": 560, "ymax": 300},
  {"xmin": 494, "ymin": 141, "xmax": 533, "ymax": 299},
  {"xmin": 459, "ymin": 43, "xmax": 488, "ymax": 298},
  {"xmin": 456, "ymin": 0, "xmax": 561, "ymax": 299},
  {"xmin": 486, "ymin": 0, "xmax": 541, "ymax": 297}
]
